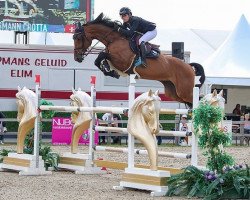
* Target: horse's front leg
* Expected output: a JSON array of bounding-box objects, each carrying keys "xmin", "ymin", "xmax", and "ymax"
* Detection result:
[{"xmin": 94, "ymin": 52, "xmax": 120, "ymax": 79}]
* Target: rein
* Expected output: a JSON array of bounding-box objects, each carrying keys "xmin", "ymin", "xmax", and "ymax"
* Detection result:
[{"xmin": 74, "ymin": 28, "xmax": 115, "ymax": 59}]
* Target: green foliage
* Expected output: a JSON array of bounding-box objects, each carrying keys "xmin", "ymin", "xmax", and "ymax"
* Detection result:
[
  {"xmin": 40, "ymin": 99, "xmax": 55, "ymax": 119},
  {"xmin": 159, "ymin": 114, "xmax": 175, "ymax": 130},
  {"xmin": 0, "ymin": 149, "xmax": 14, "ymax": 162},
  {"xmin": 166, "ymin": 102, "xmax": 249, "ymax": 199},
  {"xmin": 39, "ymin": 145, "xmax": 60, "ymax": 170},
  {"xmin": 193, "ymin": 102, "xmax": 234, "ymax": 173},
  {"xmin": 2, "ymin": 111, "xmax": 19, "ymax": 132},
  {"xmin": 167, "ymin": 165, "xmax": 250, "ymax": 199}
]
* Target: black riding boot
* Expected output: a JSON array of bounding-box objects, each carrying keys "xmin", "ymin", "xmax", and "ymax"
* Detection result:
[
  {"xmin": 101, "ymin": 60, "xmax": 120, "ymax": 79},
  {"xmin": 140, "ymin": 42, "xmax": 147, "ymax": 67}
]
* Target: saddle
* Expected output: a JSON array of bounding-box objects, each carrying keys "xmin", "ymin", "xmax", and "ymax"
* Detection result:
[{"xmin": 129, "ymin": 33, "xmax": 161, "ymax": 59}]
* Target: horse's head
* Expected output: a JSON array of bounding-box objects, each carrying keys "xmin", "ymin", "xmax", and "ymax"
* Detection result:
[
  {"xmin": 202, "ymin": 89, "xmax": 225, "ymax": 110},
  {"xmin": 73, "ymin": 22, "xmax": 92, "ymax": 63}
]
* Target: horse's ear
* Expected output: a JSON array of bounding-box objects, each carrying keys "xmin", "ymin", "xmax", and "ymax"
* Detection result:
[
  {"xmin": 218, "ymin": 90, "xmax": 223, "ymax": 97},
  {"xmin": 148, "ymin": 89, "xmax": 153, "ymax": 97},
  {"xmin": 75, "ymin": 21, "xmax": 81, "ymax": 29},
  {"xmin": 212, "ymin": 89, "xmax": 217, "ymax": 97},
  {"xmin": 74, "ymin": 21, "xmax": 83, "ymax": 32},
  {"xmin": 72, "ymin": 87, "xmax": 76, "ymax": 94},
  {"xmin": 155, "ymin": 90, "xmax": 159, "ymax": 97},
  {"xmin": 17, "ymin": 86, "xmax": 21, "ymax": 92},
  {"xmin": 95, "ymin": 13, "xmax": 104, "ymax": 22}
]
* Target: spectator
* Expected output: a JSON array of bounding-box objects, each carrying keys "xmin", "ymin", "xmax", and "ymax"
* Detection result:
[
  {"xmin": 112, "ymin": 114, "xmax": 122, "ymax": 144},
  {"xmin": 157, "ymin": 124, "xmax": 163, "ymax": 145},
  {"xmin": 244, "ymin": 114, "xmax": 250, "ymax": 134},
  {"xmin": 233, "ymin": 104, "xmax": 242, "ymax": 116},
  {"xmin": 0, "ymin": 112, "xmax": 7, "ymax": 144},
  {"xmin": 100, "ymin": 112, "xmax": 113, "ymax": 144},
  {"xmin": 179, "ymin": 114, "xmax": 189, "ymax": 146},
  {"xmin": 102, "ymin": 112, "xmax": 123, "ymax": 144}
]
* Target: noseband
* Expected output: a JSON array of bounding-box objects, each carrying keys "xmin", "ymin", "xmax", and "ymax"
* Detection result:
[
  {"xmin": 73, "ymin": 31, "xmax": 91, "ymax": 58},
  {"xmin": 73, "ymin": 25, "xmax": 115, "ymax": 60}
]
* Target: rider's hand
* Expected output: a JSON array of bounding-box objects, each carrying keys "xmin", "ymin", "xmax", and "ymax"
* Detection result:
[{"xmin": 113, "ymin": 23, "xmax": 120, "ymax": 31}]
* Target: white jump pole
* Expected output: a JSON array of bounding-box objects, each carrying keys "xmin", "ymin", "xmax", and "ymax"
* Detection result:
[
  {"xmin": 33, "ymin": 75, "xmax": 41, "ymax": 169},
  {"xmin": 160, "ymin": 108, "xmax": 191, "ymax": 115},
  {"xmin": 191, "ymin": 77, "xmax": 200, "ymax": 166},
  {"xmin": 88, "ymin": 76, "xmax": 96, "ymax": 162},
  {"xmin": 40, "ymin": 105, "xmax": 127, "ymax": 114},
  {"xmin": 40, "ymin": 105, "xmax": 189, "ymax": 115},
  {"xmin": 95, "ymin": 126, "xmax": 192, "ymax": 137},
  {"xmin": 94, "ymin": 146, "xmax": 191, "ymax": 159},
  {"xmin": 128, "ymin": 75, "xmax": 136, "ymax": 169}
]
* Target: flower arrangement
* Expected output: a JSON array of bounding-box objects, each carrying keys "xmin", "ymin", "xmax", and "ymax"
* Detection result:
[{"xmin": 166, "ymin": 102, "xmax": 250, "ymax": 199}]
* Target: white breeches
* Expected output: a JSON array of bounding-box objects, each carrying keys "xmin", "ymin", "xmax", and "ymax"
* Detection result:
[{"xmin": 139, "ymin": 29, "xmax": 157, "ymax": 44}]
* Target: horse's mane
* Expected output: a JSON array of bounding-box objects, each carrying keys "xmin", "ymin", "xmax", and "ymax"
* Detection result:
[{"xmin": 86, "ymin": 13, "xmax": 117, "ymax": 28}]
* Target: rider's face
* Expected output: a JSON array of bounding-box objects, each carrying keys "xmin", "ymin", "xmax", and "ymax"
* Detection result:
[{"xmin": 120, "ymin": 14, "xmax": 130, "ymax": 22}]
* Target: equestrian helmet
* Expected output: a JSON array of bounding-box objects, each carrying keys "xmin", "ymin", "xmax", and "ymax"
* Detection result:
[{"xmin": 119, "ymin": 7, "xmax": 132, "ymax": 15}]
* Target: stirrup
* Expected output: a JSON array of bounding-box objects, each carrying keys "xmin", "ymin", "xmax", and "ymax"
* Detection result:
[
  {"xmin": 103, "ymin": 64, "xmax": 111, "ymax": 72},
  {"xmin": 101, "ymin": 60, "xmax": 111, "ymax": 72}
]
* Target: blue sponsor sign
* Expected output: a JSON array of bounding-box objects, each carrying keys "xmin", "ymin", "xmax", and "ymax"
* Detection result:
[{"xmin": 0, "ymin": 0, "xmax": 94, "ymax": 33}]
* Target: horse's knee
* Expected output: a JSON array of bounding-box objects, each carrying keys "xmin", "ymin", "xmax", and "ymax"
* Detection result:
[{"xmin": 95, "ymin": 52, "xmax": 110, "ymax": 67}]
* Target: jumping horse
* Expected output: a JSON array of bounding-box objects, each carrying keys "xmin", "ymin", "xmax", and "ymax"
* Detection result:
[{"xmin": 73, "ymin": 13, "xmax": 205, "ymax": 107}]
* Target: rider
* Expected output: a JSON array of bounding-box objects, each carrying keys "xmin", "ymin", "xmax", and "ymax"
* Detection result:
[{"xmin": 115, "ymin": 7, "xmax": 157, "ymax": 67}]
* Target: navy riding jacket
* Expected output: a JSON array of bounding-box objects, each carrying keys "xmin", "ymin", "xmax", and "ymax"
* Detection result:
[{"xmin": 118, "ymin": 16, "xmax": 156, "ymax": 38}]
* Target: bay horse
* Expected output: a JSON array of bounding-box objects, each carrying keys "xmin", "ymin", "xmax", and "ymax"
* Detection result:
[{"xmin": 73, "ymin": 13, "xmax": 205, "ymax": 107}]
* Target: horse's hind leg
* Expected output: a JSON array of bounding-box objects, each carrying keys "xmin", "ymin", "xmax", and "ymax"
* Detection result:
[{"xmin": 160, "ymin": 81, "xmax": 186, "ymax": 103}]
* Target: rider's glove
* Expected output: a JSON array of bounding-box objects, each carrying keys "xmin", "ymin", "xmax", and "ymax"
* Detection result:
[{"xmin": 113, "ymin": 23, "xmax": 120, "ymax": 32}]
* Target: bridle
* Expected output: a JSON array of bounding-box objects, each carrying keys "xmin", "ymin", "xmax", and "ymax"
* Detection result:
[
  {"xmin": 73, "ymin": 31, "xmax": 94, "ymax": 59},
  {"xmin": 73, "ymin": 24, "xmax": 116, "ymax": 60}
]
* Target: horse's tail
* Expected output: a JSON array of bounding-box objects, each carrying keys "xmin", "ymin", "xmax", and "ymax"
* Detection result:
[{"xmin": 189, "ymin": 62, "xmax": 205, "ymax": 88}]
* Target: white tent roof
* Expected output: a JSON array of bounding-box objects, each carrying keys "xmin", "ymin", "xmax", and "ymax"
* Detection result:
[
  {"xmin": 153, "ymin": 28, "xmax": 228, "ymax": 63},
  {"xmin": 203, "ymin": 15, "xmax": 250, "ymax": 84}
]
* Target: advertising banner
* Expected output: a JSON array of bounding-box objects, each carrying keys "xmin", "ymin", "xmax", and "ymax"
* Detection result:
[
  {"xmin": 52, "ymin": 117, "xmax": 99, "ymax": 145},
  {"xmin": 0, "ymin": 44, "xmax": 99, "ymax": 90},
  {"xmin": 0, "ymin": 0, "xmax": 94, "ymax": 33}
]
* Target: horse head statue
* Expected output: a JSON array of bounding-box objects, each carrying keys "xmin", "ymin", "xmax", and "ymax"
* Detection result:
[
  {"xmin": 127, "ymin": 90, "xmax": 161, "ymax": 171},
  {"xmin": 70, "ymin": 88, "xmax": 92, "ymax": 153},
  {"xmin": 202, "ymin": 90, "xmax": 225, "ymax": 110},
  {"xmin": 201, "ymin": 89, "xmax": 225, "ymax": 128},
  {"xmin": 16, "ymin": 86, "xmax": 37, "ymax": 154}
]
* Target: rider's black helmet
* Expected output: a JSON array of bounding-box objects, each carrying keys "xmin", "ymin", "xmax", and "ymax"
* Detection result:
[{"xmin": 119, "ymin": 7, "xmax": 132, "ymax": 16}]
